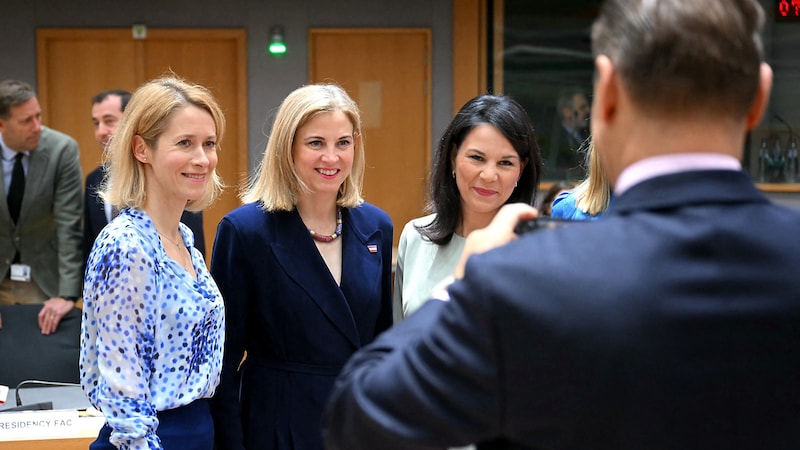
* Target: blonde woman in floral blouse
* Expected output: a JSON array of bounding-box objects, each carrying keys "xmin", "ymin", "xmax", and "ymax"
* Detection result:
[{"xmin": 80, "ymin": 75, "xmax": 226, "ymax": 450}]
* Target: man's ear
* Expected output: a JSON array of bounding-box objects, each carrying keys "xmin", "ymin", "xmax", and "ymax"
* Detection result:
[
  {"xmin": 746, "ymin": 63, "xmax": 773, "ymax": 131},
  {"xmin": 592, "ymin": 55, "xmax": 618, "ymax": 125},
  {"xmin": 132, "ymin": 135, "xmax": 149, "ymax": 163}
]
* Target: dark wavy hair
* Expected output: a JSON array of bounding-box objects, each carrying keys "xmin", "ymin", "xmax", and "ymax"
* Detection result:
[{"xmin": 418, "ymin": 94, "xmax": 543, "ymax": 245}]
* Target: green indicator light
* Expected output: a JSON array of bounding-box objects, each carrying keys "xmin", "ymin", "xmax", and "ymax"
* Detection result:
[
  {"xmin": 268, "ymin": 26, "xmax": 287, "ymax": 56},
  {"xmin": 269, "ymin": 42, "xmax": 287, "ymax": 55}
]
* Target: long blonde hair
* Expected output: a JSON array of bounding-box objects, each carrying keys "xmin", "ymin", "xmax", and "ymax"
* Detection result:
[
  {"xmin": 243, "ymin": 83, "xmax": 365, "ymax": 211},
  {"xmin": 573, "ymin": 140, "xmax": 611, "ymax": 217}
]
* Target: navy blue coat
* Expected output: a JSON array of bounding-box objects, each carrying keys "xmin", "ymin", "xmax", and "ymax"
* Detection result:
[
  {"xmin": 211, "ymin": 202, "xmax": 393, "ymax": 450},
  {"xmin": 83, "ymin": 166, "xmax": 206, "ymax": 262},
  {"xmin": 324, "ymin": 170, "xmax": 800, "ymax": 450}
]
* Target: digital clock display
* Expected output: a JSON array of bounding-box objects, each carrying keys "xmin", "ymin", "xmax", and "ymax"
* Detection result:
[{"xmin": 776, "ymin": 0, "xmax": 800, "ymax": 21}]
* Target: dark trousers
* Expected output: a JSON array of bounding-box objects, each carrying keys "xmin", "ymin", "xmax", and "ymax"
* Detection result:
[{"xmin": 90, "ymin": 398, "xmax": 213, "ymax": 450}]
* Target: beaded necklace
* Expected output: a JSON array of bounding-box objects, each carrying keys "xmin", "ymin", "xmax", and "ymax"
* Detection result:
[{"xmin": 308, "ymin": 207, "xmax": 342, "ymax": 243}]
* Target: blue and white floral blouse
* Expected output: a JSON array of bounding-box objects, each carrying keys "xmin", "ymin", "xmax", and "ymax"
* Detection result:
[{"xmin": 80, "ymin": 208, "xmax": 224, "ymax": 450}]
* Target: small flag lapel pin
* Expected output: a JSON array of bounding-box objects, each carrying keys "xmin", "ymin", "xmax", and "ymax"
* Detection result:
[{"xmin": 367, "ymin": 244, "xmax": 378, "ymax": 253}]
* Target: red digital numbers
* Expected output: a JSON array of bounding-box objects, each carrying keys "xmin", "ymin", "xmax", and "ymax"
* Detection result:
[{"xmin": 777, "ymin": 0, "xmax": 800, "ymax": 20}]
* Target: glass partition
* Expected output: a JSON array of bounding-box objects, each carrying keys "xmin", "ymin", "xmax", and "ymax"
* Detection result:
[{"xmin": 493, "ymin": 0, "xmax": 800, "ymax": 190}]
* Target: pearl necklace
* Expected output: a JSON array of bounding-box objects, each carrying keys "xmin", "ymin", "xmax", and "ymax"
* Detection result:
[{"xmin": 308, "ymin": 207, "xmax": 343, "ymax": 243}]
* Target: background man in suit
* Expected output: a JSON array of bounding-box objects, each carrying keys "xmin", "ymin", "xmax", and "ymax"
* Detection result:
[
  {"xmin": 84, "ymin": 89, "xmax": 205, "ymax": 262},
  {"xmin": 323, "ymin": 0, "xmax": 800, "ymax": 448},
  {"xmin": 0, "ymin": 79, "xmax": 83, "ymax": 336},
  {"xmin": 547, "ymin": 87, "xmax": 590, "ymax": 180}
]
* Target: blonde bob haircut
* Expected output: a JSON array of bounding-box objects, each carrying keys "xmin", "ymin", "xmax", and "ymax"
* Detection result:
[
  {"xmin": 243, "ymin": 83, "xmax": 365, "ymax": 211},
  {"xmin": 101, "ymin": 75, "xmax": 226, "ymax": 212}
]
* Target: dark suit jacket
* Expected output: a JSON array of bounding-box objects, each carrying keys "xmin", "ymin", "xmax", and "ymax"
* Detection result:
[
  {"xmin": 324, "ymin": 170, "xmax": 800, "ymax": 450},
  {"xmin": 210, "ymin": 202, "xmax": 393, "ymax": 450},
  {"xmin": 83, "ymin": 165, "xmax": 206, "ymax": 262},
  {"xmin": 0, "ymin": 127, "xmax": 83, "ymax": 298},
  {"xmin": 546, "ymin": 122, "xmax": 588, "ymax": 180}
]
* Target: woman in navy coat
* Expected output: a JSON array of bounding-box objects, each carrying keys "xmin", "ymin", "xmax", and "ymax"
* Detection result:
[{"xmin": 210, "ymin": 83, "xmax": 393, "ymax": 450}]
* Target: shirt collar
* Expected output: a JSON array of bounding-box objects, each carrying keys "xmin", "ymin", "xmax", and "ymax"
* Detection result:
[
  {"xmin": 614, "ymin": 153, "xmax": 742, "ymax": 196},
  {"xmin": 0, "ymin": 135, "xmax": 30, "ymax": 161}
]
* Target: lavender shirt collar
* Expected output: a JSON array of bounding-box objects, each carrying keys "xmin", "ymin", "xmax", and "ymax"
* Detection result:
[{"xmin": 614, "ymin": 153, "xmax": 742, "ymax": 196}]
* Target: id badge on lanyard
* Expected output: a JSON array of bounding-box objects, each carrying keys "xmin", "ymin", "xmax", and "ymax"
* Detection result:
[{"xmin": 10, "ymin": 263, "xmax": 31, "ymax": 282}]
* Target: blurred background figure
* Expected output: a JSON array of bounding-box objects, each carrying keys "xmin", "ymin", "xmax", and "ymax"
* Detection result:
[
  {"xmin": 538, "ymin": 180, "xmax": 574, "ymax": 217},
  {"xmin": 548, "ymin": 87, "xmax": 590, "ymax": 180},
  {"xmin": 0, "ymin": 79, "xmax": 82, "ymax": 335},
  {"xmin": 551, "ymin": 141, "xmax": 611, "ymax": 220}
]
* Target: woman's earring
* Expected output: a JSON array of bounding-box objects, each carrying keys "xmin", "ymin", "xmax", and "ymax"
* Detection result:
[{"xmin": 452, "ymin": 171, "xmax": 455, "ymax": 179}]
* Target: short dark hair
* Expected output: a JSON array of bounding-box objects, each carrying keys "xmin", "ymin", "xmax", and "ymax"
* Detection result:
[
  {"xmin": 91, "ymin": 89, "xmax": 132, "ymax": 112},
  {"xmin": 591, "ymin": 0, "xmax": 764, "ymax": 119},
  {"xmin": 418, "ymin": 94, "xmax": 543, "ymax": 245},
  {"xmin": 556, "ymin": 87, "xmax": 587, "ymax": 112},
  {"xmin": 0, "ymin": 80, "xmax": 37, "ymax": 119}
]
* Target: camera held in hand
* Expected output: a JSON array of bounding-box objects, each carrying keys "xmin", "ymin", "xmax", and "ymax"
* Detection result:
[{"xmin": 514, "ymin": 217, "xmax": 580, "ymax": 234}]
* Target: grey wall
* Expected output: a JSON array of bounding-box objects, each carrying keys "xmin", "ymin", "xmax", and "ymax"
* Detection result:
[{"xmin": 0, "ymin": 0, "xmax": 453, "ymax": 171}]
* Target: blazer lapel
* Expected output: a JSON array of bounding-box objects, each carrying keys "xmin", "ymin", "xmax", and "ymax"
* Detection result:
[
  {"xmin": 0, "ymin": 156, "xmax": 9, "ymax": 224},
  {"xmin": 339, "ymin": 208, "xmax": 383, "ymax": 326},
  {"xmin": 272, "ymin": 210, "xmax": 361, "ymax": 348},
  {"xmin": 20, "ymin": 148, "xmax": 50, "ymax": 224}
]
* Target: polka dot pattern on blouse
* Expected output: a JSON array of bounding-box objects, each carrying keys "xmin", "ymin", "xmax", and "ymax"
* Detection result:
[{"xmin": 80, "ymin": 208, "xmax": 224, "ymax": 450}]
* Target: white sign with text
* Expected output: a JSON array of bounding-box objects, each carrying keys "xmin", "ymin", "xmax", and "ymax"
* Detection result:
[{"xmin": 0, "ymin": 409, "xmax": 104, "ymax": 441}]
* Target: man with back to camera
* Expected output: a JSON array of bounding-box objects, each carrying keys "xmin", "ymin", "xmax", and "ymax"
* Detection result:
[
  {"xmin": 0, "ymin": 80, "xmax": 83, "ymax": 336},
  {"xmin": 323, "ymin": 0, "xmax": 800, "ymax": 449},
  {"xmin": 85, "ymin": 89, "xmax": 206, "ymax": 263}
]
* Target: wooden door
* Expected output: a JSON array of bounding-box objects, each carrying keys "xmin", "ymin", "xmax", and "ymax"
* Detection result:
[
  {"xmin": 36, "ymin": 28, "xmax": 248, "ymax": 256},
  {"xmin": 309, "ymin": 28, "xmax": 431, "ymax": 245}
]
